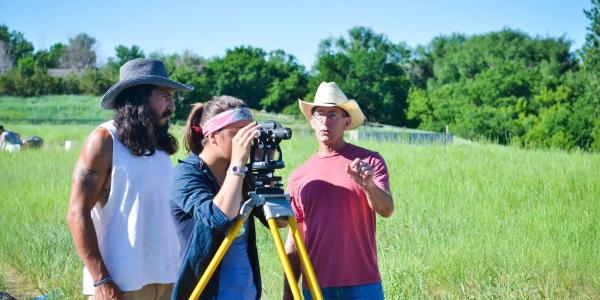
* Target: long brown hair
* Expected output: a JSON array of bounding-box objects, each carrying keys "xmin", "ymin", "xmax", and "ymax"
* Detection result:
[
  {"xmin": 183, "ymin": 95, "xmax": 248, "ymax": 155},
  {"xmin": 113, "ymin": 84, "xmax": 178, "ymax": 156}
]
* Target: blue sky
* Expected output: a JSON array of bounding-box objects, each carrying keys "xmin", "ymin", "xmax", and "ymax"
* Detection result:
[{"xmin": 0, "ymin": 0, "xmax": 592, "ymax": 68}]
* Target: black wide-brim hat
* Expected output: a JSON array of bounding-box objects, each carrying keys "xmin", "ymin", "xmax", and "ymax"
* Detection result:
[{"xmin": 101, "ymin": 58, "xmax": 193, "ymax": 109}]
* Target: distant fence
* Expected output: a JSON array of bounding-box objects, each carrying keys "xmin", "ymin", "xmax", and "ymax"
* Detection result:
[{"xmin": 347, "ymin": 131, "xmax": 453, "ymax": 145}]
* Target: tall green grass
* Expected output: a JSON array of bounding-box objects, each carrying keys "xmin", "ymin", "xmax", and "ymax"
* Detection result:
[
  {"xmin": 0, "ymin": 95, "xmax": 112, "ymax": 122},
  {"xmin": 0, "ymin": 272, "xmax": 6, "ymax": 292},
  {"xmin": 1, "ymin": 123, "xmax": 599, "ymax": 299}
]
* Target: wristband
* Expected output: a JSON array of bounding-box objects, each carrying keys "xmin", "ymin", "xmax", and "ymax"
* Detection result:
[{"xmin": 93, "ymin": 276, "xmax": 113, "ymax": 287}]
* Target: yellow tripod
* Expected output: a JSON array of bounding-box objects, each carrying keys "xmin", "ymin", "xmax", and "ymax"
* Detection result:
[{"xmin": 188, "ymin": 192, "xmax": 323, "ymax": 300}]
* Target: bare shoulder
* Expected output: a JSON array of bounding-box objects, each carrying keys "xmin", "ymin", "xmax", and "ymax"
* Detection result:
[
  {"xmin": 70, "ymin": 127, "xmax": 113, "ymax": 209},
  {"xmin": 73, "ymin": 127, "xmax": 113, "ymax": 179},
  {"xmin": 80, "ymin": 127, "xmax": 113, "ymax": 162}
]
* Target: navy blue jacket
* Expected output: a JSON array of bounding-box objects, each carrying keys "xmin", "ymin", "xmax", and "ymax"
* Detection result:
[{"xmin": 170, "ymin": 153, "xmax": 265, "ymax": 300}]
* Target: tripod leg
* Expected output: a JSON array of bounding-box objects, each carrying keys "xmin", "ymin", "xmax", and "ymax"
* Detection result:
[
  {"xmin": 288, "ymin": 217, "xmax": 323, "ymax": 300},
  {"xmin": 267, "ymin": 218, "xmax": 303, "ymax": 300},
  {"xmin": 188, "ymin": 217, "xmax": 245, "ymax": 300}
]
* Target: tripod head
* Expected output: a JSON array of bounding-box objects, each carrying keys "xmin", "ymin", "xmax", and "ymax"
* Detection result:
[
  {"xmin": 241, "ymin": 120, "xmax": 294, "ymax": 220},
  {"xmin": 248, "ymin": 120, "xmax": 292, "ymax": 195}
]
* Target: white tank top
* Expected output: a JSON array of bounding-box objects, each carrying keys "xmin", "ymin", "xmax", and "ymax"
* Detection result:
[{"xmin": 83, "ymin": 121, "xmax": 180, "ymax": 294}]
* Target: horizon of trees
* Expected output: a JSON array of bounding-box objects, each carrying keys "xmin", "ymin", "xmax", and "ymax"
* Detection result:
[{"xmin": 1, "ymin": 1, "xmax": 600, "ymax": 151}]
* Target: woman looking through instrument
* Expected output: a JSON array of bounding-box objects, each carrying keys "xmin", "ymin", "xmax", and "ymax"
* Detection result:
[{"xmin": 170, "ymin": 96, "xmax": 265, "ymax": 300}]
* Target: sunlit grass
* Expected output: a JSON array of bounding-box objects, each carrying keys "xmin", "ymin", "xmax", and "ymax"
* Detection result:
[
  {"xmin": 0, "ymin": 95, "xmax": 112, "ymax": 122},
  {"xmin": 0, "ymin": 272, "xmax": 6, "ymax": 292},
  {"xmin": 0, "ymin": 123, "xmax": 599, "ymax": 299}
]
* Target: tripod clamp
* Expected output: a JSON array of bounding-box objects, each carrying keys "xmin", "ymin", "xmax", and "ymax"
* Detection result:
[{"xmin": 240, "ymin": 192, "xmax": 293, "ymax": 219}]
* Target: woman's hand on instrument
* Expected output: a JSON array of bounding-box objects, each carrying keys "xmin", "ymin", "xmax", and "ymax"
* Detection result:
[{"xmin": 231, "ymin": 122, "xmax": 259, "ymax": 164}]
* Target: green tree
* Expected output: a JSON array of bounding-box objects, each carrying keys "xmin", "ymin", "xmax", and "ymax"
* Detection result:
[
  {"xmin": 0, "ymin": 24, "xmax": 34, "ymax": 72},
  {"xmin": 105, "ymin": 44, "xmax": 146, "ymax": 81},
  {"xmin": 407, "ymin": 29, "xmax": 577, "ymax": 144},
  {"xmin": 9, "ymin": 31, "xmax": 34, "ymax": 62},
  {"xmin": 149, "ymin": 50, "xmax": 212, "ymax": 120},
  {"xmin": 32, "ymin": 43, "xmax": 66, "ymax": 70},
  {"xmin": 17, "ymin": 55, "xmax": 35, "ymax": 77},
  {"xmin": 260, "ymin": 50, "xmax": 308, "ymax": 112},
  {"xmin": 205, "ymin": 46, "xmax": 307, "ymax": 112},
  {"xmin": 0, "ymin": 25, "xmax": 34, "ymax": 61},
  {"xmin": 581, "ymin": 0, "xmax": 600, "ymax": 70},
  {"xmin": 205, "ymin": 46, "xmax": 272, "ymax": 109},
  {"xmin": 574, "ymin": 0, "xmax": 600, "ymax": 150},
  {"xmin": 79, "ymin": 69, "xmax": 112, "ymax": 95},
  {"xmin": 312, "ymin": 26, "xmax": 412, "ymax": 126},
  {"xmin": 114, "ymin": 45, "xmax": 145, "ymax": 66},
  {"xmin": 47, "ymin": 43, "xmax": 65, "ymax": 68}
]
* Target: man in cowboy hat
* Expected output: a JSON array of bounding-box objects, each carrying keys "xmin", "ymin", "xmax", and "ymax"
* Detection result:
[
  {"xmin": 67, "ymin": 58, "xmax": 193, "ymax": 300},
  {"xmin": 283, "ymin": 82, "xmax": 394, "ymax": 299}
]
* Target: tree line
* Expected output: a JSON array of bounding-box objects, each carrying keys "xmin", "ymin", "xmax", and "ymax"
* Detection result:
[{"xmin": 1, "ymin": 1, "xmax": 600, "ymax": 151}]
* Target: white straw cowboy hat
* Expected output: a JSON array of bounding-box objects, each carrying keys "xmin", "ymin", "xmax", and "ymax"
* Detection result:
[
  {"xmin": 101, "ymin": 58, "xmax": 193, "ymax": 109},
  {"xmin": 298, "ymin": 82, "xmax": 365, "ymax": 130}
]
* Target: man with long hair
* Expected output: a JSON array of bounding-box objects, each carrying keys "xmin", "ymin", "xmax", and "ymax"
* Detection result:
[{"xmin": 67, "ymin": 58, "xmax": 193, "ymax": 300}]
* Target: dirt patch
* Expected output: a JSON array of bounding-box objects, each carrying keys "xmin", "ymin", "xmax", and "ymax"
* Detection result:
[{"xmin": 0, "ymin": 264, "xmax": 40, "ymax": 300}]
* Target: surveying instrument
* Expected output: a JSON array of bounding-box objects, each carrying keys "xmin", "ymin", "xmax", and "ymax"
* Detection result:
[{"xmin": 188, "ymin": 120, "xmax": 323, "ymax": 300}]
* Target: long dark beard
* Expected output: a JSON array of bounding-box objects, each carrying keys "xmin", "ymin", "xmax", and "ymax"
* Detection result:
[
  {"xmin": 114, "ymin": 103, "xmax": 178, "ymax": 156},
  {"xmin": 154, "ymin": 109, "xmax": 178, "ymax": 155}
]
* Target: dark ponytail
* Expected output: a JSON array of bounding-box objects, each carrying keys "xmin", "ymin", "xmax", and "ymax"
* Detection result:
[{"xmin": 183, "ymin": 103, "xmax": 206, "ymax": 154}]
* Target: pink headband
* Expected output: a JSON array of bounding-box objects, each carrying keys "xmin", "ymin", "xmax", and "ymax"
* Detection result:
[{"xmin": 201, "ymin": 107, "xmax": 253, "ymax": 137}]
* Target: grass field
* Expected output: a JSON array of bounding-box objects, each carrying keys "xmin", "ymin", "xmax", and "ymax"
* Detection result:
[
  {"xmin": 0, "ymin": 96, "xmax": 112, "ymax": 123},
  {"xmin": 1, "ymin": 122, "xmax": 599, "ymax": 299}
]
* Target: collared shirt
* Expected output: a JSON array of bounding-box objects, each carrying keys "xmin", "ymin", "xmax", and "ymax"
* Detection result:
[{"xmin": 170, "ymin": 153, "xmax": 264, "ymax": 300}]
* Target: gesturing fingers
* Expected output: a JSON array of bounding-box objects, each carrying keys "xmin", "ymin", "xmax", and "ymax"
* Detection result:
[
  {"xmin": 350, "ymin": 159, "xmax": 372, "ymax": 174},
  {"xmin": 361, "ymin": 166, "xmax": 374, "ymax": 180},
  {"xmin": 346, "ymin": 159, "xmax": 375, "ymax": 185},
  {"xmin": 350, "ymin": 158, "xmax": 361, "ymax": 170}
]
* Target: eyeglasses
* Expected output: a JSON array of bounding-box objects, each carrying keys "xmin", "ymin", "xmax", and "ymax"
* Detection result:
[{"xmin": 312, "ymin": 111, "xmax": 347, "ymax": 122}]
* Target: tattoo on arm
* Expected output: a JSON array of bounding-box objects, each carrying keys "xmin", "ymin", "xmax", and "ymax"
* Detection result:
[{"xmin": 76, "ymin": 167, "xmax": 98, "ymax": 188}]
